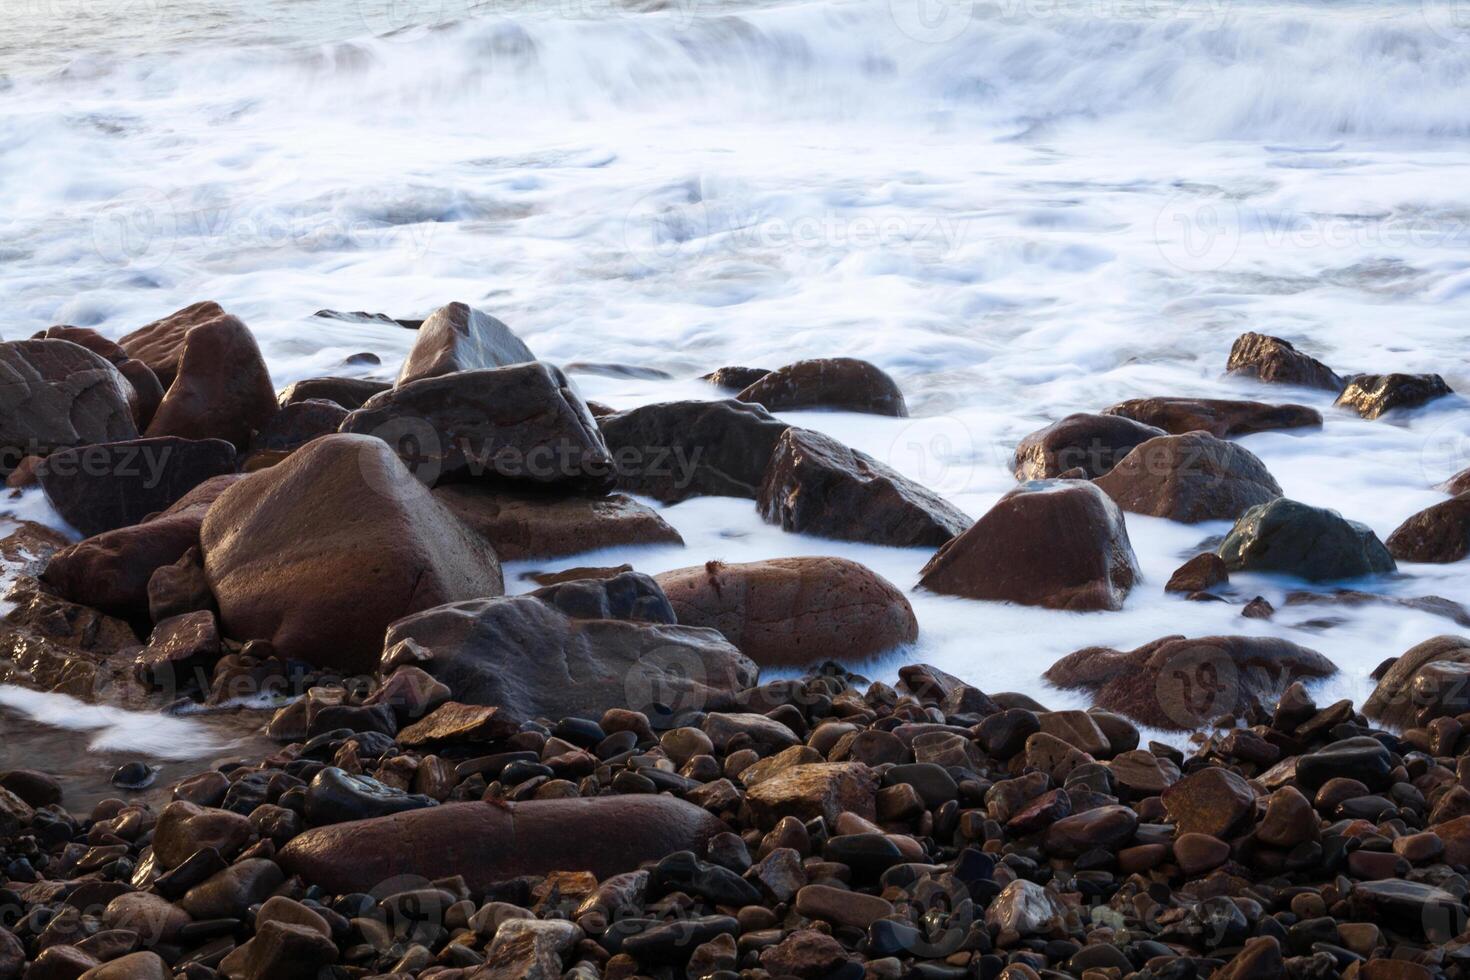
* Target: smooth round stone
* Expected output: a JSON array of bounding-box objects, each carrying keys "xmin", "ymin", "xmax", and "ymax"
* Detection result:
[
  {"xmin": 1296, "ymin": 737, "xmax": 1394, "ymax": 791},
  {"xmin": 866, "ymin": 919, "xmax": 924, "ymax": 957},
  {"xmin": 882, "ymin": 764, "xmax": 958, "ymax": 807},
  {"xmin": 794, "ymin": 884, "xmax": 894, "ymax": 929},
  {"xmin": 1315, "ymin": 778, "xmax": 1370, "ymax": 813},
  {"xmin": 303, "ymin": 767, "xmax": 436, "ymax": 825},
  {"xmin": 1255, "ymin": 786, "xmax": 1318, "ymax": 848},
  {"xmin": 1041, "ymin": 805, "xmax": 1139, "ymax": 857},
  {"xmin": 1173, "ymin": 833, "xmax": 1230, "ymax": 875},
  {"xmin": 1393, "ymin": 831, "xmax": 1444, "ymax": 863},
  {"xmin": 1347, "ymin": 849, "xmax": 1410, "ymax": 881},
  {"xmin": 977, "ymin": 710, "xmax": 1040, "ymax": 760},
  {"xmin": 823, "ymin": 834, "xmax": 905, "ymax": 880}
]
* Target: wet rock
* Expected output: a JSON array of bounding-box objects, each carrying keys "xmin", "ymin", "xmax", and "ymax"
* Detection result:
[
  {"xmin": 759, "ymin": 928, "xmax": 850, "ymax": 977},
  {"xmin": 0, "ymin": 769, "xmax": 61, "ymax": 808},
  {"xmin": 381, "ymin": 570, "xmax": 755, "ymax": 720},
  {"xmin": 1213, "ymin": 936, "xmax": 1285, "ymax": 980},
  {"xmin": 746, "ymin": 762, "xmax": 877, "ymax": 827},
  {"xmin": 277, "ymin": 377, "xmax": 390, "ymax": 411},
  {"xmin": 1349, "ymin": 879, "xmax": 1467, "ymax": 942},
  {"xmin": 1103, "ymin": 397, "xmax": 1321, "ymax": 438},
  {"xmin": 1165, "ymin": 553, "xmax": 1228, "ymax": 594},
  {"xmin": 702, "ymin": 366, "xmax": 770, "ymax": 391},
  {"xmin": 756, "ymin": 427, "xmax": 970, "ymax": 547},
  {"xmin": 78, "ymin": 951, "xmax": 170, "ymax": 980},
  {"xmin": 303, "ymin": 766, "xmax": 436, "ymax": 825},
  {"xmin": 478, "ymin": 918, "xmax": 580, "ymax": 980},
  {"xmin": 145, "ymin": 314, "xmax": 278, "ymax": 451},
  {"xmin": 1093, "ymin": 431, "xmax": 1281, "ymax": 523},
  {"xmin": 792, "ymin": 884, "xmax": 892, "ymax": 930},
  {"xmin": 1386, "ymin": 493, "xmax": 1470, "ymax": 563},
  {"xmin": 1336, "ymin": 372, "xmax": 1453, "ymax": 419},
  {"xmin": 735, "ymin": 357, "xmax": 906, "ymax": 416},
  {"xmin": 1364, "ymin": 635, "xmax": 1470, "ymax": 727},
  {"xmin": 1012, "ymin": 412, "xmax": 1164, "ymax": 480},
  {"xmin": 1255, "ymin": 785, "xmax": 1318, "ymax": 847},
  {"xmin": 340, "ymin": 362, "xmax": 613, "ymax": 491},
  {"xmin": 218, "ymin": 918, "xmax": 337, "ymax": 980},
  {"xmin": 1218, "ymin": 498, "xmax": 1396, "ymax": 581},
  {"xmin": 1041, "ymin": 804, "xmax": 1138, "ymax": 856},
  {"xmin": 102, "ymin": 892, "xmax": 190, "ymax": 945},
  {"xmin": 0, "ymin": 339, "xmax": 138, "ymax": 474},
  {"xmin": 178, "ymin": 859, "xmax": 284, "ymax": 919},
  {"xmin": 147, "ymin": 546, "xmax": 214, "ymax": 623},
  {"xmin": 395, "ymin": 702, "xmax": 520, "ymax": 748},
  {"xmin": 1226, "ymin": 332, "xmax": 1342, "ymax": 391},
  {"xmin": 918, "ymin": 480, "xmax": 1138, "ymax": 611},
  {"xmin": 200, "ymin": 434, "xmax": 504, "ymax": 673},
  {"xmin": 248, "ymin": 398, "xmax": 347, "ymax": 457},
  {"xmin": 118, "ymin": 302, "xmax": 226, "ymax": 389},
  {"xmin": 1163, "ymin": 767, "xmax": 1255, "ymax": 838},
  {"xmin": 153, "ymin": 800, "xmax": 253, "ymax": 867},
  {"xmin": 38, "ymin": 437, "xmax": 236, "ymax": 537},
  {"xmin": 1046, "ymin": 634, "xmax": 1336, "ymax": 729},
  {"xmin": 598, "ymin": 399, "xmax": 790, "ymax": 503},
  {"xmin": 110, "ymin": 761, "xmax": 157, "ymax": 789},
  {"xmin": 1442, "ymin": 466, "xmax": 1470, "ymax": 496},
  {"xmin": 395, "ymin": 302, "xmax": 534, "ymax": 385},
  {"xmin": 362, "ymin": 666, "xmax": 451, "ymax": 723},
  {"xmin": 433, "ymin": 485, "xmax": 681, "ymax": 560},
  {"xmin": 34, "ymin": 325, "xmax": 164, "ymax": 429},
  {"xmin": 654, "ymin": 557, "xmax": 917, "ymax": 667},
  {"xmin": 985, "ymin": 879, "xmax": 1068, "ymax": 936},
  {"xmin": 1295, "ymin": 737, "xmax": 1394, "ymax": 791},
  {"xmin": 1173, "ymin": 832, "xmax": 1230, "ymax": 874}
]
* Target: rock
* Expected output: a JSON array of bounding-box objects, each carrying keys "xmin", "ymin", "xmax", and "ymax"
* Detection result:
[
  {"xmin": 479, "ymin": 919, "xmax": 581, "ymax": 980},
  {"xmin": 1107, "ymin": 750, "xmax": 1178, "ymax": 796},
  {"xmin": 1226, "ymin": 332, "xmax": 1342, "ymax": 391},
  {"xmin": 38, "ymin": 437, "xmax": 236, "ymax": 536},
  {"xmin": 702, "ymin": 712, "xmax": 799, "ymax": 755},
  {"xmin": 1386, "ymin": 493, "xmax": 1470, "ymax": 563},
  {"xmin": 1442, "ymin": 466, "xmax": 1470, "ymax": 496},
  {"xmin": 897, "ymin": 662, "xmax": 999, "ymax": 717},
  {"xmin": 362, "ymin": 666, "xmax": 451, "ymax": 723},
  {"xmin": 147, "ymin": 546, "xmax": 214, "ymax": 622},
  {"xmin": 178, "ymin": 859, "xmax": 284, "ymax": 919},
  {"xmin": 1163, "ymin": 766, "xmax": 1256, "ymax": 840},
  {"xmin": 118, "ymin": 302, "xmax": 226, "ymax": 388},
  {"xmin": 432, "ymin": 485, "xmax": 681, "ymax": 560},
  {"xmin": 0, "ymin": 339, "xmax": 137, "ymax": 474},
  {"xmin": 598, "ymin": 399, "xmax": 790, "ymax": 503},
  {"xmin": 303, "ymin": 767, "xmax": 436, "ymax": 825},
  {"xmin": 1041, "ymin": 805, "xmax": 1138, "ymax": 856},
  {"xmin": 396, "ymin": 302, "xmax": 534, "ymax": 385},
  {"xmin": 792, "ymin": 885, "xmax": 893, "ymax": 930},
  {"xmin": 1165, "ymin": 553, "xmax": 1228, "ymax": 594},
  {"xmin": 145, "ymin": 314, "xmax": 278, "ymax": 451},
  {"xmin": 1103, "ymin": 397, "xmax": 1321, "ymax": 438},
  {"xmin": 1336, "ymin": 372, "xmax": 1453, "ymax": 419},
  {"xmin": 985, "ymin": 879, "xmax": 1069, "ymax": 935},
  {"xmin": 340, "ymin": 362, "xmax": 613, "ymax": 491},
  {"xmin": 1255, "ymin": 785, "xmax": 1318, "ymax": 848},
  {"xmin": 1044, "ymin": 634, "xmax": 1336, "ymax": 729},
  {"xmin": 0, "ymin": 769, "xmax": 61, "ymax": 808},
  {"xmin": 218, "ymin": 919, "xmax": 337, "ymax": 980},
  {"xmin": 745, "ymin": 762, "xmax": 878, "ymax": 827},
  {"xmin": 77, "ymin": 952, "xmax": 169, "ymax": 980},
  {"xmin": 277, "ymin": 377, "xmax": 390, "ymax": 410},
  {"xmin": 153, "ymin": 800, "xmax": 252, "ymax": 867},
  {"xmin": 396, "ymin": 702, "xmax": 521, "ymax": 747},
  {"xmin": 654, "ymin": 557, "xmax": 916, "ymax": 667},
  {"xmin": 0, "ymin": 788, "xmax": 35, "ymax": 837},
  {"xmin": 248, "ymin": 398, "xmax": 347, "ymax": 457},
  {"xmin": 102, "ymin": 892, "xmax": 190, "ymax": 945},
  {"xmin": 760, "ymin": 928, "xmax": 849, "ymax": 977},
  {"xmin": 134, "ymin": 610, "xmax": 220, "ymax": 691},
  {"xmin": 1213, "ymin": 936, "xmax": 1285, "ymax": 980},
  {"xmin": 1296, "ymin": 737, "xmax": 1394, "ymax": 791},
  {"xmin": 1364, "ymin": 635, "xmax": 1470, "ymax": 727},
  {"xmin": 1012, "ymin": 413, "xmax": 1165, "ymax": 480},
  {"xmin": 34, "ymin": 325, "xmax": 164, "ymax": 429},
  {"xmin": 734, "ymin": 357, "xmax": 906, "ymax": 416},
  {"xmin": 756, "ymin": 427, "xmax": 970, "ymax": 547},
  {"xmin": 381, "ymin": 570, "xmax": 755, "ymax": 720},
  {"xmin": 702, "ymin": 366, "xmax": 770, "ymax": 391},
  {"xmin": 1349, "ymin": 880, "xmax": 1467, "ymax": 943},
  {"xmin": 200, "ymin": 434, "xmax": 504, "ymax": 673},
  {"xmin": 0, "ymin": 578, "xmax": 140, "ymax": 699},
  {"xmin": 1093, "ymin": 431, "xmax": 1281, "ymax": 523},
  {"xmin": 1217, "ymin": 498, "xmax": 1396, "ymax": 581},
  {"xmin": 279, "ymin": 796, "xmax": 725, "ymax": 894},
  {"xmin": 917, "ymin": 480, "xmax": 1138, "ymax": 612}
]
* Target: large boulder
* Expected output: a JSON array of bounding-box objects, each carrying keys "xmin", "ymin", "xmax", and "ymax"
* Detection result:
[
  {"xmin": 0, "ymin": 340, "xmax": 137, "ymax": 474},
  {"xmin": 118, "ymin": 301, "xmax": 227, "ymax": 388},
  {"xmin": 1363, "ymin": 635, "xmax": 1470, "ymax": 728},
  {"xmin": 200, "ymin": 434, "xmax": 504, "ymax": 673},
  {"xmin": 432, "ymin": 485, "xmax": 683, "ymax": 560},
  {"xmin": 1102, "ymin": 397, "xmax": 1321, "ymax": 439},
  {"xmin": 340, "ymin": 363, "xmax": 612, "ymax": 491},
  {"xmin": 1217, "ymin": 498, "xmax": 1396, "ymax": 581},
  {"xmin": 1012, "ymin": 413, "xmax": 1164, "ymax": 481},
  {"xmin": 34, "ymin": 325, "xmax": 164, "ymax": 429},
  {"xmin": 1093, "ymin": 431, "xmax": 1280, "ymax": 524},
  {"xmin": 1336, "ymin": 373, "xmax": 1453, "ymax": 419},
  {"xmin": 735, "ymin": 358, "xmax": 906, "ymax": 416},
  {"xmin": 757, "ymin": 427, "xmax": 969, "ymax": 547},
  {"xmin": 278, "ymin": 377, "xmax": 390, "ymax": 411},
  {"xmin": 654, "ymin": 558, "xmax": 917, "ymax": 667},
  {"xmin": 1225, "ymin": 332, "xmax": 1342, "ymax": 391},
  {"xmin": 43, "ymin": 474, "xmax": 245, "ymax": 620},
  {"xmin": 916, "ymin": 480, "xmax": 1138, "ymax": 612},
  {"xmin": 145, "ymin": 314, "xmax": 278, "ymax": 451},
  {"xmin": 396, "ymin": 302, "xmax": 534, "ymax": 385},
  {"xmin": 1045, "ymin": 634, "xmax": 1337, "ymax": 729},
  {"xmin": 1386, "ymin": 494, "xmax": 1470, "ymax": 564},
  {"xmin": 598, "ymin": 400, "xmax": 790, "ymax": 503},
  {"xmin": 279, "ymin": 796, "xmax": 725, "ymax": 894},
  {"xmin": 380, "ymin": 571, "xmax": 756, "ymax": 719},
  {"xmin": 38, "ymin": 437, "xmax": 237, "ymax": 537}
]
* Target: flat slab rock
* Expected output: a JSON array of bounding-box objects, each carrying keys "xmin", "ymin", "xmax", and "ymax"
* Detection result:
[
  {"xmin": 1103, "ymin": 397, "xmax": 1321, "ymax": 439},
  {"xmin": 432, "ymin": 484, "xmax": 682, "ymax": 561},
  {"xmin": 734, "ymin": 357, "xmax": 907, "ymax": 416}
]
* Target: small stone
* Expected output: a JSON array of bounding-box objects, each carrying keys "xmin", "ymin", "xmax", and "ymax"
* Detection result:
[
  {"xmin": 793, "ymin": 884, "xmax": 893, "ymax": 929},
  {"xmin": 1161, "ymin": 767, "xmax": 1255, "ymax": 839}
]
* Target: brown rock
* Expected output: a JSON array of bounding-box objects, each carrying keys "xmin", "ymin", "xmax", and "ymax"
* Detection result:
[
  {"xmin": 1226, "ymin": 332, "xmax": 1342, "ymax": 391},
  {"xmin": 735, "ymin": 357, "xmax": 906, "ymax": 416},
  {"xmin": 917, "ymin": 480, "xmax": 1137, "ymax": 611},
  {"xmin": 277, "ymin": 377, "xmax": 389, "ymax": 411},
  {"xmin": 396, "ymin": 702, "xmax": 520, "ymax": 747},
  {"xmin": 0, "ymin": 769, "xmax": 61, "ymax": 808},
  {"xmin": 38, "ymin": 436, "xmax": 236, "ymax": 536},
  {"xmin": 218, "ymin": 919, "xmax": 338, "ymax": 980},
  {"xmin": 1255, "ymin": 785, "xmax": 1317, "ymax": 848},
  {"xmin": 1165, "ymin": 553, "xmax": 1227, "ymax": 593},
  {"xmin": 1363, "ymin": 635, "xmax": 1470, "ymax": 728},
  {"xmin": 985, "ymin": 879, "xmax": 1069, "ymax": 935},
  {"xmin": 1441, "ymin": 466, "xmax": 1470, "ymax": 496},
  {"xmin": 134, "ymin": 610, "xmax": 220, "ymax": 690},
  {"xmin": 1336, "ymin": 373, "xmax": 1453, "ymax": 419},
  {"xmin": 1093, "ymin": 431, "xmax": 1281, "ymax": 523},
  {"xmin": 1213, "ymin": 936, "xmax": 1285, "ymax": 980},
  {"xmin": 1103, "ymin": 397, "xmax": 1321, "ymax": 438},
  {"xmin": 248, "ymin": 398, "xmax": 347, "ymax": 456},
  {"xmin": 1386, "ymin": 493, "xmax": 1470, "ymax": 563},
  {"xmin": 1173, "ymin": 832, "xmax": 1230, "ymax": 874},
  {"xmin": 1041, "ymin": 805, "xmax": 1138, "ymax": 856},
  {"xmin": 118, "ymin": 302, "xmax": 226, "ymax": 388},
  {"xmin": 77, "ymin": 952, "xmax": 170, "ymax": 980},
  {"xmin": 1012, "ymin": 412, "xmax": 1164, "ymax": 480},
  {"xmin": 34, "ymin": 325, "xmax": 164, "ymax": 429},
  {"xmin": 200, "ymin": 434, "xmax": 504, "ymax": 673},
  {"xmin": 178, "ymin": 859, "xmax": 284, "ymax": 919},
  {"xmin": 102, "ymin": 892, "xmax": 190, "ymax": 945},
  {"xmin": 792, "ymin": 885, "xmax": 892, "ymax": 930},
  {"xmin": 1162, "ymin": 766, "xmax": 1255, "ymax": 839},
  {"xmin": 759, "ymin": 927, "xmax": 850, "ymax": 977},
  {"xmin": 433, "ymin": 485, "xmax": 681, "ymax": 560},
  {"xmin": 0, "ymin": 339, "xmax": 137, "ymax": 474},
  {"xmin": 745, "ymin": 762, "xmax": 878, "ymax": 827},
  {"xmin": 146, "ymin": 315, "xmax": 278, "ymax": 451},
  {"xmin": 395, "ymin": 302, "xmax": 534, "ymax": 385},
  {"xmin": 654, "ymin": 557, "xmax": 916, "ymax": 667},
  {"xmin": 702, "ymin": 366, "xmax": 769, "ymax": 391},
  {"xmin": 147, "ymin": 546, "xmax": 214, "ymax": 622},
  {"xmin": 153, "ymin": 800, "xmax": 252, "ymax": 867}
]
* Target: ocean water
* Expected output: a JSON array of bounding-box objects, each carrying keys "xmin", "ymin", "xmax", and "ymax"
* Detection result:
[{"xmin": 3, "ymin": 0, "xmax": 1470, "ymax": 764}]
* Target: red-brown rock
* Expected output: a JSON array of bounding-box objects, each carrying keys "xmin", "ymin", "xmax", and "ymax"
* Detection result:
[
  {"xmin": 145, "ymin": 314, "xmax": 278, "ymax": 451},
  {"xmin": 1226, "ymin": 332, "xmax": 1342, "ymax": 391},
  {"xmin": 1386, "ymin": 493, "xmax": 1470, "ymax": 564},
  {"xmin": 432, "ymin": 485, "xmax": 681, "ymax": 560},
  {"xmin": 1093, "ymin": 431, "xmax": 1281, "ymax": 523},
  {"xmin": 1103, "ymin": 397, "xmax": 1321, "ymax": 438},
  {"xmin": 396, "ymin": 302, "xmax": 534, "ymax": 385},
  {"xmin": 735, "ymin": 357, "xmax": 906, "ymax": 416},
  {"xmin": 118, "ymin": 301, "xmax": 226, "ymax": 388},
  {"xmin": 1012, "ymin": 413, "xmax": 1164, "ymax": 480},
  {"xmin": 0, "ymin": 340, "xmax": 138, "ymax": 475},
  {"xmin": 34, "ymin": 325, "xmax": 164, "ymax": 429},
  {"xmin": 37, "ymin": 436, "xmax": 236, "ymax": 536}
]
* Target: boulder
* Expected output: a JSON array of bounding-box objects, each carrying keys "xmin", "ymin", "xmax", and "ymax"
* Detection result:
[
  {"xmin": 1336, "ymin": 373, "xmax": 1453, "ymax": 419},
  {"xmin": 279, "ymin": 796, "xmax": 726, "ymax": 894},
  {"xmin": 757, "ymin": 427, "xmax": 970, "ymax": 547},
  {"xmin": 735, "ymin": 358, "xmax": 906, "ymax": 416},
  {"xmin": 200, "ymin": 434, "xmax": 504, "ymax": 673},
  {"xmin": 654, "ymin": 558, "xmax": 917, "ymax": 667},
  {"xmin": 598, "ymin": 399, "xmax": 790, "ymax": 503},
  {"xmin": 278, "ymin": 377, "xmax": 390, "ymax": 411},
  {"xmin": 1044, "ymin": 634, "xmax": 1337, "ymax": 729},
  {"xmin": 1442, "ymin": 467, "xmax": 1470, "ymax": 497},
  {"xmin": 1217, "ymin": 498, "xmax": 1396, "ymax": 581},
  {"xmin": 145, "ymin": 314, "xmax": 278, "ymax": 451},
  {"xmin": 118, "ymin": 301, "xmax": 226, "ymax": 388},
  {"xmin": 1012, "ymin": 413, "xmax": 1164, "ymax": 481},
  {"xmin": 1093, "ymin": 431, "xmax": 1281, "ymax": 524},
  {"xmin": 340, "ymin": 363, "xmax": 612, "ymax": 491},
  {"xmin": 0, "ymin": 340, "xmax": 137, "ymax": 474},
  {"xmin": 917, "ymin": 480, "xmax": 1138, "ymax": 612},
  {"xmin": 396, "ymin": 301, "xmax": 534, "ymax": 385},
  {"xmin": 432, "ymin": 485, "xmax": 681, "ymax": 560},
  {"xmin": 1102, "ymin": 397, "xmax": 1321, "ymax": 438},
  {"xmin": 1165, "ymin": 553, "xmax": 1227, "ymax": 594},
  {"xmin": 381, "ymin": 571, "xmax": 756, "ymax": 719},
  {"xmin": 249, "ymin": 399, "xmax": 347, "ymax": 456},
  {"xmin": 1225, "ymin": 332, "xmax": 1342, "ymax": 391},
  {"xmin": 1363, "ymin": 635, "xmax": 1470, "ymax": 728},
  {"xmin": 37, "ymin": 437, "xmax": 237, "ymax": 536},
  {"xmin": 1386, "ymin": 493, "xmax": 1470, "ymax": 564},
  {"xmin": 34, "ymin": 325, "xmax": 164, "ymax": 429},
  {"xmin": 703, "ymin": 366, "xmax": 770, "ymax": 391}
]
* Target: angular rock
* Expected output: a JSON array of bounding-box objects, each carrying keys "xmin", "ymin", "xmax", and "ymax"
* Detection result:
[
  {"xmin": 1165, "ymin": 553, "xmax": 1228, "ymax": 594},
  {"xmin": 1093, "ymin": 431, "xmax": 1281, "ymax": 523},
  {"xmin": 277, "ymin": 377, "xmax": 390, "ymax": 411},
  {"xmin": 1226, "ymin": 332, "xmax": 1342, "ymax": 391},
  {"xmin": 1386, "ymin": 493, "xmax": 1470, "ymax": 563},
  {"xmin": 134, "ymin": 610, "xmax": 220, "ymax": 691},
  {"xmin": 759, "ymin": 928, "xmax": 849, "ymax": 977},
  {"xmin": 78, "ymin": 951, "xmax": 170, "ymax": 980},
  {"xmin": 1217, "ymin": 498, "xmax": 1396, "ymax": 581},
  {"xmin": 702, "ymin": 366, "xmax": 770, "ymax": 391},
  {"xmin": 248, "ymin": 398, "xmax": 347, "ymax": 457},
  {"xmin": 745, "ymin": 762, "xmax": 878, "ymax": 827},
  {"xmin": 735, "ymin": 357, "xmax": 906, "ymax": 416},
  {"xmin": 1013, "ymin": 413, "xmax": 1164, "ymax": 481},
  {"xmin": 1364, "ymin": 635, "xmax": 1470, "ymax": 727},
  {"xmin": 1162, "ymin": 767, "xmax": 1256, "ymax": 839},
  {"xmin": 153, "ymin": 800, "xmax": 252, "ymax": 867},
  {"xmin": 38, "ymin": 437, "xmax": 236, "ymax": 537},
  {"xmin": 396, "ymin": 302, "xmax": 534, "ymax": 385},
  {"xmin": 1336, "ymin": 372, "xmax": 1453, "ymax": 419},
  {"xmin": 118, "ymin": 302, "xmax": 226, "ymax": 388},
  {"xmin": 985, "ymin": 879, "xmax": 1068, "ymax": 936},
  {"xmin": 145, "ymin": 314, "xmax": 278, "ymax": 451},
  {"xmin": 479, "ymin": 918, "xmax": 580, "ymax": 980},
  {"xmin": 1103, "ymin": 397, "xmax": 1321, "ymax": 438},
  {"xmin": 178, "ymin": 859, "xmax": 284, "ymax": 919},
  {"xmin": 218, "ymin": 919, "xmax": 337, "ymax": 980},
  {"xmin": 396, "ymin": 702, "xmax": 521, "ymax": 748},
  {"xmin": 918, "ymin": 480, "xmax": 1138, "ymax": 612},
  {"xmin": 0, "ymin": 339, "xmax": 137, "ymax": 474},
  {"xmin": 147, "ymin": 546, "xmax": 214, "ymax": 622},
  {"xmin": 433, "ymin": 484, "xmax": 681, "ymax": 560}
]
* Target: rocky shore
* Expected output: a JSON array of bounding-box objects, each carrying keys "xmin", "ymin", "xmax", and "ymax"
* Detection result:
[{"xmin": 1, "ymin": 303, "xmax": 1469, "ymax": 979}]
